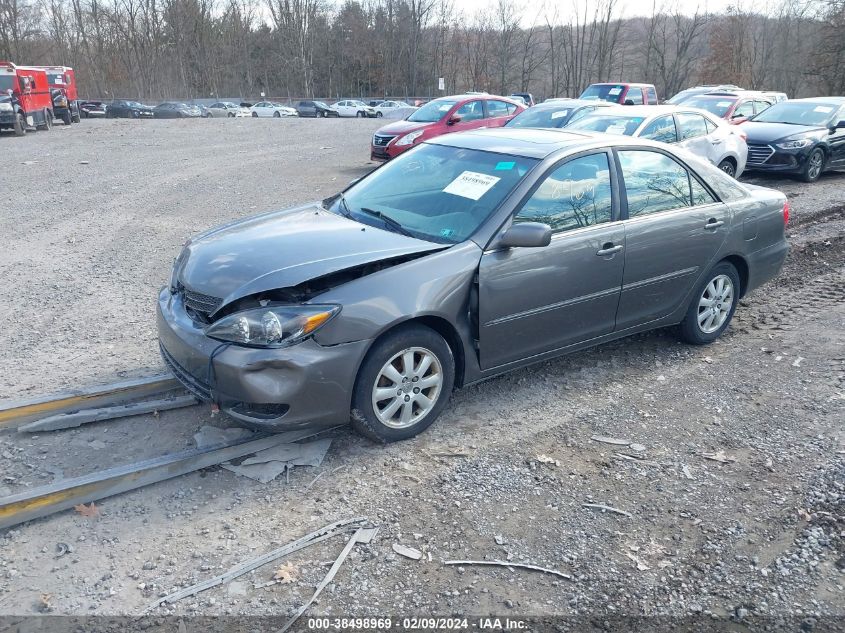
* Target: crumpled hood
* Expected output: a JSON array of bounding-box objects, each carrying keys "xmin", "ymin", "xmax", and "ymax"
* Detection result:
[
  {"xmin": 375, "ymin": 119, "xmax": 436, "ymax": 136},
  {"xmin": 176, "ymin": 204, "xmax": 441, "ymax": 307},
  {"xmin": 741, "ymin": 121, "xmax": 826, "ymax": 143}
]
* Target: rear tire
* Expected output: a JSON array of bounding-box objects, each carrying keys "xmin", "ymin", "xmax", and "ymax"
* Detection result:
[
  {"xmin": 13, "ymin": 111, "xmax": 26, "ymax": 136},
  {"xmin": 800, "ymin": 148, "xmax": 825, "ymax": 183},
  {"xmin": 678, "ymin": 262, "xmax": 740, "ymax": 345},
  {"xmin": 376, "ymin": 111, "xmax": 383, "ymax": 117},
  {"xmin": 62, "ymin": 110, "xmax": 72, "ymax": 125},
  {"xmin": 37, "ymin": 110, "xmax": 53, "ymax": 131},
  {"xmin": 251, "ymin": 111, "xmax": 258, "ymax": 117},
  {"xmin": 351, "ymin": 324, "xmax": 455, "ymax": 443}
]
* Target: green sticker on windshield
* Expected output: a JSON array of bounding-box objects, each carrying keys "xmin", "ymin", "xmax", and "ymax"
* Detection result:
[{"xmin": 495, "ymin": 161, "xmax": 516, "ymax": 170}]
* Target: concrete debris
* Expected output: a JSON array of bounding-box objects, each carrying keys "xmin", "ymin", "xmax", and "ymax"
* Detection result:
[{"xmin": 392, "ymin": 543, "xmax": 422, "ymax": 560}]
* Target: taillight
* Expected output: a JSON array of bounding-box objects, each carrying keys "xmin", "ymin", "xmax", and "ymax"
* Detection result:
[{"xmin": 783, "ymin": 199, "xmax": 790, "ymax": 226}]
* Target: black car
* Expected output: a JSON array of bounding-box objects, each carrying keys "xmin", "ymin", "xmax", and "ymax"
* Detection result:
[
  {"xmin": 505, "ymin": 99, "xmax": 614, "ymax": 129},
  {"xmin": 107, "ymin": 100, "xmax": 154, "ymax": 118},
  {"xmin": 742, "ymin": 97, "xmax": 845, "ymax": 182},
  {"xmin": 153, "ymin": 102, "xmax": 202, "ymax": 118},
  {"xmin": 80, "ymin": 101, "xmax": 107, "ymax": 118},
  {"xmin": 294, "ymin": 100, "xmax": 340, "ymax": 118}
]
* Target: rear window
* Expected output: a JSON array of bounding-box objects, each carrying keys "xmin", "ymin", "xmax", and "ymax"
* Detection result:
[
  {"xmin": 681, "ymin": 96, "xmax": 736, "ymax": 117},
  {"xmin": 506, "ymin": 107, "xmax": 573, "ymax": 128},
  {"xmin": 579, "ymin": 84, "xmax": 626, "ymax": 102},
  {"xmin": 567, "ymin": 114, "xmax": 645, "ymax": 136}
]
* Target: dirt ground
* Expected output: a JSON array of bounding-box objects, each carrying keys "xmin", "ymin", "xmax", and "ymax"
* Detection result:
[{"xmin": 0, "ymin": 119, "xmax": 843, "ymax": 628}]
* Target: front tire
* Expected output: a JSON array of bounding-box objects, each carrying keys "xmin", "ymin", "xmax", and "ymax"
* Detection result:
[
  {"xmin": 679, "ymin": 262, "xmax": 740, "ymax": 345},
  {"xmin": 61, "ymin": 110, "xmax": 72, "ymax": 125},
  {"xmin": 351, "ymin": 324, "xmax": 455, "ymax": 443},
  {"xmin": 13, "ymin": 111, "xmax": 26, "ymax": 136},
  {"xmin": 376, "ymin": 111, "xmax": 383, "ymax": 118},
  {"xmin": 717, "ymin": 158, "xmax": 736, "ymax": 178},
  {"xmin": 251, "ymin": 111, "xmax": 258, "ymax": 117},
  {"xmin": 800, "ymin": 148, "xmax": 825, "ymax": 183},
  {"xmin": 273, "ymin": 111, "xmax": 281, "ymax": 118}
]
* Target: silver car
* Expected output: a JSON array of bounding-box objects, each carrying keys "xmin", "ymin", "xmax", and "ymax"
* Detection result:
[
  {"xmin": 205, "ymin": 102, "xmax": 250, "ymax": 118},
  {"xmin": 567, "ymin": 105, "xmax": 749, "ymax": 178},
  {"xmin": 158, "ymin": 129, "xmax": 788, "ymax": 442}
]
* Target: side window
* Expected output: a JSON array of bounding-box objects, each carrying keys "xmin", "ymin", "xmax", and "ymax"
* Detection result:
[
  {"xmin": 618, "ymin": 150, "xmax": 693, "ymax": 217},
  {"xmin": 486, "ymin": 100, "xmax": 510, "ymax": 117},
  {"xmin": 703, "ymin": 117, "xmax": 717, "ymax": 133},
  {"xmin": 456, "ymin": 100, "xmax": 484, "ymax": 121},
  {"xmin": 646, "ymin": 87, "xmax": 658, "ymax": 105},
  {"xmin": 676, "ymin": 113, "xmax": 708, "ymax": 140},
  {"xmin": 734, "ymin": 101, "xmax": 754, "ymax": 118},
  {"xmin": 514, "ymin": 153, "xmax": 613, "ymax": 232},
  {"xmin": 639, "ymin": 115, "xmax": 677, "ymax": 143},
  {"xmin": 691, "ymin": 176, "xmax": 717, "ymax": 206},
  {"xmin": 505, "ymin": 102, "xmax": 518, "ymax": 115},
  {"xmin": 625, "ymin": 88, "xmax": 643, "ymax": 105}
]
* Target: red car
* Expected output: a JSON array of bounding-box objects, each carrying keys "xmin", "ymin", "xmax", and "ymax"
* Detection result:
[
  {"xmin": 670, "ymin": 91, "xmax": 773, "ymax": 125},
  {"xmin": 578, "ymin": 82, "xmax": 659, "ymax": 105},
  {"xmin": 371, "ymin": 94, "xmax": 525, "ymax": 161}
]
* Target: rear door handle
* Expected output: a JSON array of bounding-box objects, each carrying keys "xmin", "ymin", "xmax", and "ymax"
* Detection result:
[
  {"xmin": 596, "ymin": 244, "xmax": 623, "ymax": 256},
  {"xmin": 704, "ymin": 219, "xmax": 724, "ymax": 230}
]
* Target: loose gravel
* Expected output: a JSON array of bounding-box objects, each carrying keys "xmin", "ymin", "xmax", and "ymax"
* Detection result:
[{"xmin": 0, "ymin": 119, "xmax": 842, "ymax": 625}]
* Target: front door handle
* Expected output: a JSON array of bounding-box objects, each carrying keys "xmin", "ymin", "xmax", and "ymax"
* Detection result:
[
  {"xmin": 704, "ymin": 219, "xmax": 724, "ymax": 230},
  {"xmin": 596, "ymin": 244, "xmax": 623, "ymax": 256}
]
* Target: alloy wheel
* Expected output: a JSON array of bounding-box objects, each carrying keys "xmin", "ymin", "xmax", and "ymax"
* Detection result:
[
  {"xmin": 807, "ymin": 150, "xmax": 823, "ymax": 180},
  {"xmin": 371, "ymin": 346, "xmax": 443, "ymax": 429},
  {"xmin": 697, "ymin": 274, "xmax": 734, "ymax": 334}
]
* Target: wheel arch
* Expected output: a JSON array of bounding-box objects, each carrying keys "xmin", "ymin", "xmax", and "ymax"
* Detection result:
[
  {"xmin": 355, "ymin": 315, "xmax": 467, "ymax": 390},
  {"xmin": 719, "ymin": 254, "xmax": 749, "ymax": 297}
]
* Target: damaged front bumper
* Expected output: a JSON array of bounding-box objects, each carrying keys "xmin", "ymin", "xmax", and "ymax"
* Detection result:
[{"xmin": 156, "ymin": 287, "xmax": 370, "ymax": 431}]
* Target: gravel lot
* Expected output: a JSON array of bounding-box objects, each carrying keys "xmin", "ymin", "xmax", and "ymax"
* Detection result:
[{"xmin": 0, "ymin": 119, "xmax": 843, "ymax": 627}]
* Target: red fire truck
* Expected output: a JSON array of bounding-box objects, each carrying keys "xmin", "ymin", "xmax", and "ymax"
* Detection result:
[
  {"xmin": 37, "ymin": 65, "xmax": 80, "ymax": 125},
  {"xmin": 0, "ymin": 62, "xmax": 54, "ymax": 135}
]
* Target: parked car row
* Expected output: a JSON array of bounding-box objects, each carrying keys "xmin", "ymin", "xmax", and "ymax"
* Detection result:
[{"xmin": 370, "ymin": 89, "xmax": 845, "ymax": 184}]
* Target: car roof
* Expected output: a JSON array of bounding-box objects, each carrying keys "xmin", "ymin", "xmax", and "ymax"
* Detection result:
[
  {"xmin": 581, "ymin": 104, "xmax": 715, "ymax": 117},
  {"xmin": 426, "ymin": 127, "xmax": 670, "ymax": 159},
  {"xmin": 785, "ymin": 97, "xmax": 845, "ymax": 105},
  {"xmin": 533, "ymin": 99, "xmax": 611, "ymax": 109}
]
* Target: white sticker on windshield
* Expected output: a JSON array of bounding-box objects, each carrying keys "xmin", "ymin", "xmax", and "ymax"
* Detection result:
[
  {"xmin": 814, "ymin": 105, "xmax": 833, "ymax": 113},
  {"xmin": 550, "ymin": 110, "xmax": 570, "ymax": 119},
  {"xmin": 443, "ymin": 171, "xmax": 501, "ymax": 200},
  {"xmin": 608, "ymin": 87, "xmax": 622, "ymax": 96},
  {"xmin": 605, "ymin": 124, "xmax": 628, "ymax": 135},
  {"xmin": 717, "ymin": 101, "xmax": 731, "ymax": 107}
]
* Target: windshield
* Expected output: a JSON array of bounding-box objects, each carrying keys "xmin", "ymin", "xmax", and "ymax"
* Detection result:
[
  {"xmin": 47, "ymin": 73, "xmax": 64, "ymax": 85},
  {"xmin": 751, "ymin": 101, "xmax": 839, "ymax": 126},
  {"xmin": 567, "ymin": 114, "xmax": 645, "ymax": 136},
  {"xmin": 407, "ymin": 99, "xmax": 459, "ymax": 123},
  {"xmin": 506, "ymin": 106, "xmax": 573, "ymax": 129},
  {"xmin": 679, "ymin": 96, "xmax": 736, "ymax": 117},
  {"xmin": 0, "ymin": 75, "xmax": 15, "ymax": 92},
  {"xmin": 579, "ymin": 84, "xmax": 625, "ymax": 102},
  {"xmin": 328, "ymin": 144, "xmax": 537, "ymax": 244}
]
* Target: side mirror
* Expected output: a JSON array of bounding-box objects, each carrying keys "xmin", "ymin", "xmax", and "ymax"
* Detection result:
[
  {"xmin": 623, "ymin": 99, "xmax": 634, "ymax": 106},
  {"xmin": 835, "ymin": 120, "xmax": 845, "ymax": 131},
  {"xmin": 447, "ymin": 114, "xmax": 462, "ymax": 125},
  {"xmin": 499, "ymin": 222, "xmax": 552, "ymax": 248},
  {"xmin": 731, "ymin": 112, "xmax": 745, "ymax": 119}
]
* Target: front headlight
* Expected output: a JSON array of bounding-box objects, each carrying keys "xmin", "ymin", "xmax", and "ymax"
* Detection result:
[
  {"xmin": 0, "ymin": 102, "xmax": 11, "ymax": 112},
  {"xmin": 205, "ymin": 305, "xmax": 340, "ymax": 348},
  {"xmin": 395, "ymin": 130, "xmax": 423, "ymax": 146},
  {"xmin": 776, "ymin": 138, "xmax": 813, "ymax": 149}
]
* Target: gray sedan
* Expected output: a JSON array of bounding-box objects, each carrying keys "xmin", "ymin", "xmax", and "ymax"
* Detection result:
[{"xmin": 158, "ymin": 129, "xmax": 789, "ymax": 442}]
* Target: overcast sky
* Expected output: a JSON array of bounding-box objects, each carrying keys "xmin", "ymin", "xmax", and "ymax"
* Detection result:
[{"xmin": 451, "ymin": 0, "xmax": 739, "ymax": 23}]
